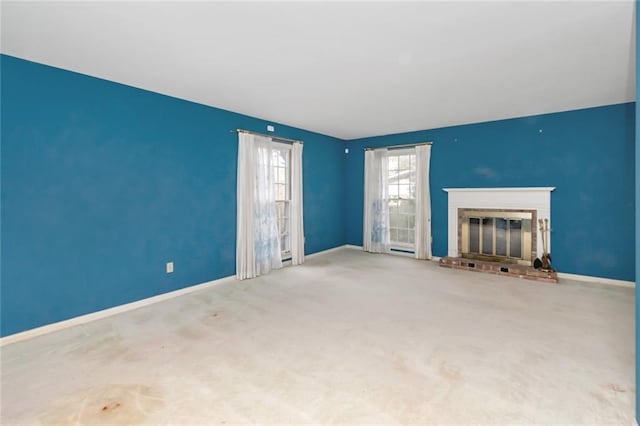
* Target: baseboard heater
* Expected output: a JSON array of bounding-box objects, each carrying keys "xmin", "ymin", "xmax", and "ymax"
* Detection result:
[{"xmin": 390, "ymin": 248, "xmax": 415, "ymax": 254}]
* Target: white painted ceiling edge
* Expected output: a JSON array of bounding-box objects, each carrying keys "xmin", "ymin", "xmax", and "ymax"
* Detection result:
[{"xmin": 1, "ymin": 1, "xmax": 635, "ymax": 140}]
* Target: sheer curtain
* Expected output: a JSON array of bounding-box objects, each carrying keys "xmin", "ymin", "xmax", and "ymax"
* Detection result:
[
  {"xmin": 414, "ymin": 144, "xmax": 432, "ymax": 259},
  {"xmin": 363, "ymin": 148, "xmax": 390, "ymax": 253},
  {"xmin": 290, "ymin": 142, "xmax": 305, "ymax": 265},
  {"xmin": 236, "ymin": 133, "xmax": 282, "ymax": 280}
]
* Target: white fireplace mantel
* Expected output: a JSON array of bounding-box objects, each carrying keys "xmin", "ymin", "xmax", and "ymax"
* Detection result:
[
  {"xmin": 443, "ymin": 187, "xmax": 555, "ymax": 258},
  {"xmin": 443, "ymin": 187, "xmax": 556, "ymax": 193}
]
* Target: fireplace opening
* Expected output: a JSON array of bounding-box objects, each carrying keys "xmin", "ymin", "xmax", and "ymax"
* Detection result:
[{"xmin": 459, "ymin": 209, "xmax": 535, "ymax": 266}]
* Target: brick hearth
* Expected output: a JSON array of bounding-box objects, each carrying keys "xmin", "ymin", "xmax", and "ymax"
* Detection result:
[{"xmin": 439, "ymin": 256, "xmax": 558, "ymax": 284}]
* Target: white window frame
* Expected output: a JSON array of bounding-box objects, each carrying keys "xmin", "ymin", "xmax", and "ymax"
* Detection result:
[
  {"xmin": 271, "ymin": 141, "xmax": 292, "ymax": 259},
  {"xmin": 385, "ymin": 148, "xmax": 417, "ymax": 254}
]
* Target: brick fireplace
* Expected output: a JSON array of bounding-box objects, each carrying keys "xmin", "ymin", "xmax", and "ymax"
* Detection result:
[{"xmin": 440, "ymin": 187, "xmax": 557, "ymax": 283}]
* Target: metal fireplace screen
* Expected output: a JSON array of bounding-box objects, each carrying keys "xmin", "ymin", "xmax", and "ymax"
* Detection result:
[{"xmin": 459, "ymin": 209, "xmax": 535, "ymax": 266}]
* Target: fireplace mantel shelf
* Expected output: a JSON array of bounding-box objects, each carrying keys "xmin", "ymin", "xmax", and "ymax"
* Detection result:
[{"xmin": 443, "ymin": 187, "xmax": 556, "ymax": 193}]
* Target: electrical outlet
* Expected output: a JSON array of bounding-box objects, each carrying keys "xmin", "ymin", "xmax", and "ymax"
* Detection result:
[
  {"xmin": 166, "ymin": 262, "xmax": 174, "ymax": 273},
  {"xmin": 267, "ymin": 125, "xmax": 275, "ymax": 132}
]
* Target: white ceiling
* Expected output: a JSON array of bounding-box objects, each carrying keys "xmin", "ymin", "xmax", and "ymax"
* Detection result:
[{"xmin": 1, "ymin": 1, "xmax": 635, "ymax": 140}]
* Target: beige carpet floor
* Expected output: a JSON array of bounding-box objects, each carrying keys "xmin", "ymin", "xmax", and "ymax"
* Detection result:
[{"xmin": 1, "ymin": 247, "xmax": 635, "ymax": 424}]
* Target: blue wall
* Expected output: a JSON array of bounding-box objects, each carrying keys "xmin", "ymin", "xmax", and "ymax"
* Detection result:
[
  {"xmin": 1, "ymin": 53, "xmax": 636, "ymax": 338},
  {"xmin": 0, "ymin": 55, "xmax": 346, "ymax": 336},
  {"xmin": 345, "ymin": 104, "xmax": 636, "ymax": 282}
]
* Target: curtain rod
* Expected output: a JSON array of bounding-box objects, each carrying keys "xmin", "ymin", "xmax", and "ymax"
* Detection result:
[
  {"xmin": 364, "ymin": 141, "xmax": 432, "ymax": 151},
  {"xmin": 231, "ymin": 128, "xmax": 303, "ymax": 145}
]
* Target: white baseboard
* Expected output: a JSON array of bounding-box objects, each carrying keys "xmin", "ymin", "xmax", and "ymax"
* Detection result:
[
  {"xmin": 343, "ymin": 245, "xmax": 442, "ymax": 263},
  {"xmin": 336, "ymin": 246, "xmax": 634, "ymax": 288},
  {"xmin": 306, "ymin": 244, "xmax": 355, "ymax": 258},
  {"xmin": 556, "ymin": 272, "xmax": 635, "ymax": 288},
  {"xmin": 3, "ymin": 246, "xmax": 634, "ymax": 346},
  {"xmin": 1, "ymin": 244, "xmax": 353, "ymax": 346},
  {"xmin": 0, "ymin": 274, "xmax": 237, "ymax": 347},
  {"xmin": 345, "ymin": 244, "xmax": 440, "ymax": 261}
]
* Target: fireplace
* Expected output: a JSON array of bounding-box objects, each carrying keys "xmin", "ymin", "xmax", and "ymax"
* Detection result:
[
  {"xmin": 441, "ymin": 187, "xmax": 557, "ymax": 283},
  {"xmin": 459, "ymin": 208, "xmax": 536, "ymax": 266},
  {"xmin": 443, "ymin": 187, "xmax": 554, "ymax": 258},
  {"xmin": 440, "ymin": 187, "xmax": 558, "ymax": 283}
]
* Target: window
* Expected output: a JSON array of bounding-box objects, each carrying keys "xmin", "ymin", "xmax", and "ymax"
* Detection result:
[
  {"xmin": 387, "ymin": 150, "xmax": 416, "ymax": 251},
  {"xmin": 237, "ymin": 131, "xmax": 304, "ymax": 280},
  {"xmin": 363, "ymin": 143, "xmax": 431, "ymax": 259},
  {"xmin": 271, "ymin": 143, "xmax": 291, "ymax": 258}
]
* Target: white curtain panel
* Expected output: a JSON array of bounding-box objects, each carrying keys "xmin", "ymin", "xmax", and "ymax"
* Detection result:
[
  {"xmin": 414, "ymin": 144, "xmax": 432, "ymax": 260},
  {"xmin": 254, "ymin": 137, "xmax": 283, "ymax": 275},
  {"xmin": 236, "ymin": 132, "xmax": 256, "ymax": 280},
  {"xmin": 290, "ymin": 142, "xmax": 305, "ymax": 265},
  {"xmin": 236, "ymin": 133, "xmax": 283, "ymax": 280},
  {"xmin": 363, "ymin": 149, "xmax": 390, "ymax": 253}
]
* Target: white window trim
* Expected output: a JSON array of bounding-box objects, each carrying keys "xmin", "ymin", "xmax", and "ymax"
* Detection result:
[
  {"xmin": 385, "ymin": 148, "xmax": 417, "ymax": 253},
  {"xmin": 271, "ymin": 141, "xmax": 293, "ymax": 260}
]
